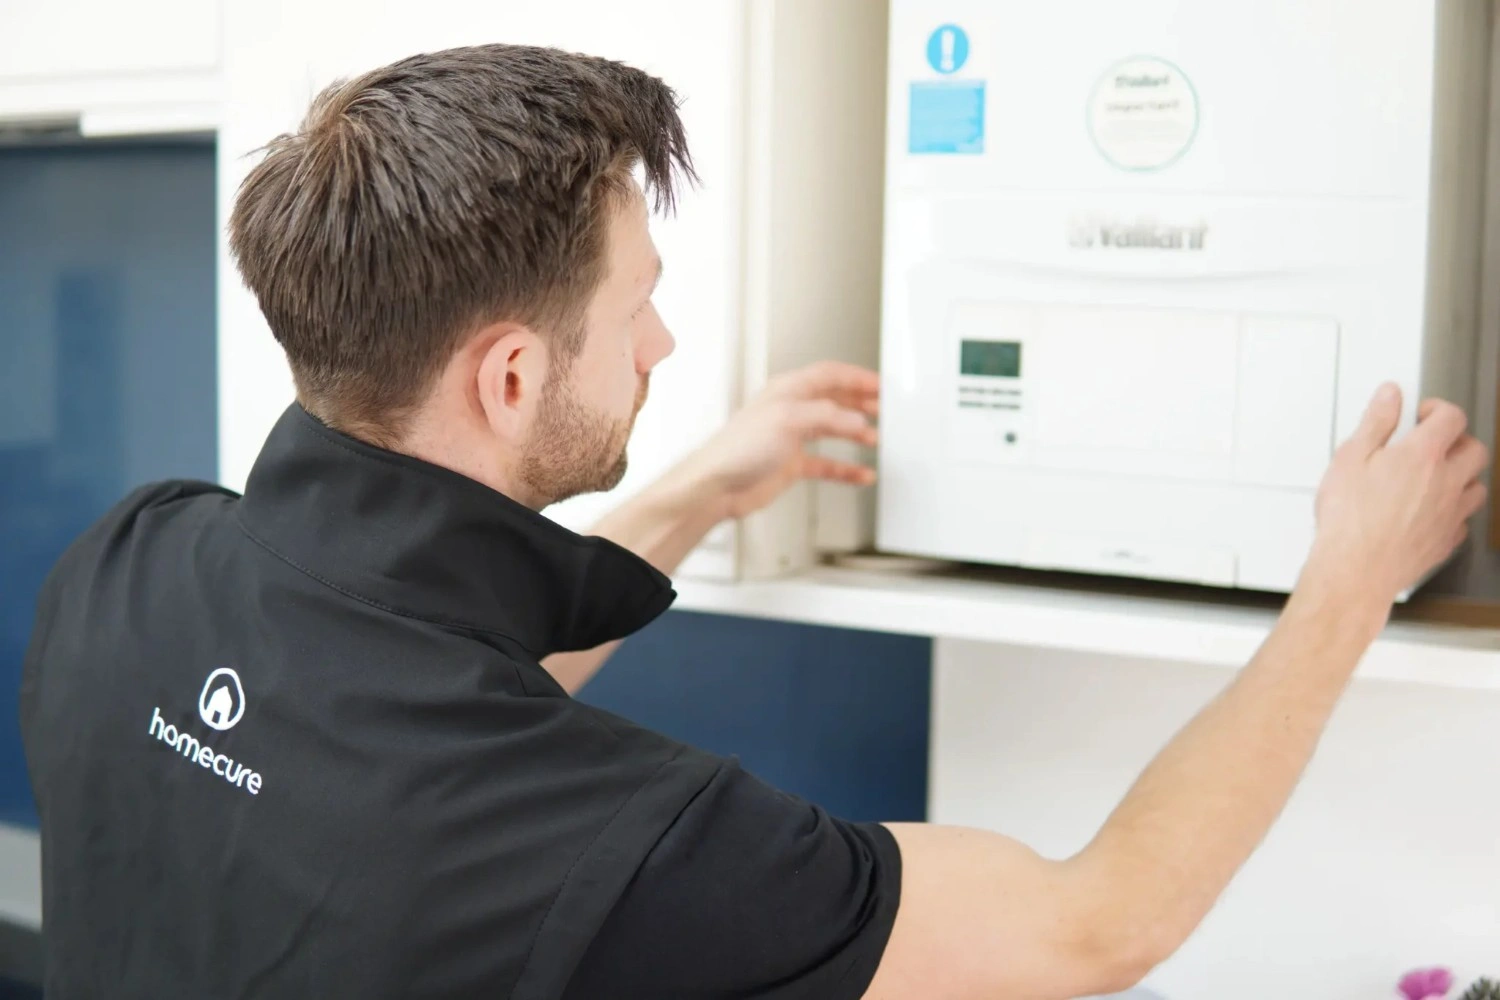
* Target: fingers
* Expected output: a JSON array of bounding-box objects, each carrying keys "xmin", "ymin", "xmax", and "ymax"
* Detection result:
[
  {"xmin": 839, "ymin": 390, "xmax": 881, "ymax": 417},
  {"xmin": 1447, "ymin": 435, "xmax": 1490, "ymax": 485},
  {"xmin": 784, "ymin": 398, "xmax": 879, "ymax": 447},
  {"xmin": 1411, "ymin": 398, "xmax": 1468, "ymax": 453},
  {"xmin": 800, "ymin": 454, "xmax": 876, "ymax": 486},
  {"xmin": 769, "ymin": 361, "xmax": 880, "ymax": 414},
  {"xmin": 1437, "ymin": 478, "xmax": 1487, "ymax": 565},
  {"xmin": 1459, "ymin": 479, "xmax": 1489, "ymax": 519},
  {"xmin": 1347, "ymin": 383, "xmax": 1403, "ymax": 456}
]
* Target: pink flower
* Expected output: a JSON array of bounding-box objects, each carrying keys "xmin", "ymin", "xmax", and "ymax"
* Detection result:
[{"xmin": 1399, "ymin": 968, "xmax": 1455, "ymax": 1000}]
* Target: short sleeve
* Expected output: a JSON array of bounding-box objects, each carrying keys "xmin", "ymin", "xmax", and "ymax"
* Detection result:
[{"xmin": 560, "ymin": 761, "xmax": 902, "ymax": 999}]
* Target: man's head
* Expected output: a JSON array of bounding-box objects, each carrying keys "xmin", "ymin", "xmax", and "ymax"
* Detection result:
[{"xmin": 228, "ymin": 44, "xmax": 689, "ymax": 507}]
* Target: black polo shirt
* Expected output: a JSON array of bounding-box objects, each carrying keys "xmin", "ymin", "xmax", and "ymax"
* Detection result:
[{"xmin": 19, "ymin": 404, "xmax": 901, "ymax": 999}]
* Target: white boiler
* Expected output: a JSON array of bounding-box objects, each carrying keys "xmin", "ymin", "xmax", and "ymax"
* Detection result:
[{"xmin": 876, "ymin": 0, "xmax": 1490, "ymax": 592}]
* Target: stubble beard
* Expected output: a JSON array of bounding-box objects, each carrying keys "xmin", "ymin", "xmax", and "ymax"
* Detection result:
[{"xmin": 520, "ymin": 373, "xmax": 649, "ymax": 508}]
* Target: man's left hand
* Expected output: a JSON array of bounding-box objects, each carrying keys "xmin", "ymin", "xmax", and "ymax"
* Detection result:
[{"xmin": 683, "ymin": 361, "xmax": 880, "ymax": 519}]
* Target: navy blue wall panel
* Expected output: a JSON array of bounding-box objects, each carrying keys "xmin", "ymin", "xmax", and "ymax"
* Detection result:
[
  {"xmin": 0, "ymin": 140, "xmax": 219, "ymax": 826},
  {"xmin": 579, "ymin": 610, "xmax": 931, "ymax": 822}
]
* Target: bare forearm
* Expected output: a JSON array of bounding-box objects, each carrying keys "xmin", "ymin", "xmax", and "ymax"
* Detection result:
[
  {"xmin": 589, "ymin": 464, "xmax": 729, "ymax": 577},
  {"xmin": 1076, "ymin": 561, "xmax": 1389, "ymax": 959},
  {"xmin": 874, "ymin": 575, "xmax": 1396, "ymax": 999},
  {"xmin": 542, "ymin": 466, "xmax": 728, "ymax": 693}
]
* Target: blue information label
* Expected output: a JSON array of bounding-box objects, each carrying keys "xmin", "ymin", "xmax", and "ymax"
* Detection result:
[{"xmin": 909, "ymin": 80, "xmax": 985, "ymax": 154}]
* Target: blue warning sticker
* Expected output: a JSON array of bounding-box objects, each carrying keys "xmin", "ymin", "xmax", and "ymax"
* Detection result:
[
  {"xmin": 909, "ymin": 80, "xmax": 985, "ymax": 154},
  {"xmin": 926, "ymin": 24, "xmax": 970, "ymax": 74}
]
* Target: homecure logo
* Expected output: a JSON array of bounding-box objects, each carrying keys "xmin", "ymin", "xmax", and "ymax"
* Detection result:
[
  {"xmin": 1067, "ymin": 215, "xmax": 1208, "ymax": 251},
  {"xmin": 147, "ymin": 668, "xmax": 264, "ymax": 796}
]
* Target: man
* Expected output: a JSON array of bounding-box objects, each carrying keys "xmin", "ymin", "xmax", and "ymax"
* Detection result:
[{"xmin": 19, "ymin": 43, "xmax": 1488, "ymax": 1000}]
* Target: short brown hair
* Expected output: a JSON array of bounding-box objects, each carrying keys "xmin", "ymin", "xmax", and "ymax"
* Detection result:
[{"xmin": 228, "ymin": 44, "xmax": 694, "ymax": 440}]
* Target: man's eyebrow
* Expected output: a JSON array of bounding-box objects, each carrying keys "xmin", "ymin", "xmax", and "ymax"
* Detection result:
[{"xmin": 650, "ymin": 256, "xmax": 664, "ymax": 291}]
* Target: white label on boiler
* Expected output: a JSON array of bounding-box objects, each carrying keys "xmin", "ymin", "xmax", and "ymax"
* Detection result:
[{"xmin": 1087, "ymin": 56, "xmax": 1199, "ymax": 171}]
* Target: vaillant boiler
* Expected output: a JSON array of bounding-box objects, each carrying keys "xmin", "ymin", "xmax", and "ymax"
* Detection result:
[{"xmin": 876, "ymin": 0, "xmax": 1491, "ymax": 592}]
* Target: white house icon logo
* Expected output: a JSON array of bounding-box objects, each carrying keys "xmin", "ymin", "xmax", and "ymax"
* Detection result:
[{"xmin": 198, "ymin": 668, "xmax": 246, "ymax": 731}]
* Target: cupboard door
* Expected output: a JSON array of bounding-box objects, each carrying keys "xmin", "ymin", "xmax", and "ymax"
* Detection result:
[{"xmin": 0, "ymin": 0, "xmax": 219, "ymax": 83}]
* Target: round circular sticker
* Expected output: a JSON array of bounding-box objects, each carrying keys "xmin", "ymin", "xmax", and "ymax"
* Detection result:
[
  {"xmin": 926, "ymin": 24, "xmax": 969, "ymax": 75},
  {"xmin": 1087, "ymin": 56, "xmax": 1198, "ymax": 171}
]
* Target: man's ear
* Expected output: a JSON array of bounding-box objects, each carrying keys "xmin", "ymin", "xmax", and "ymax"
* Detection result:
[{"xmin": 474, "ymin": 325, "xmax": 551, "ymax": 443}]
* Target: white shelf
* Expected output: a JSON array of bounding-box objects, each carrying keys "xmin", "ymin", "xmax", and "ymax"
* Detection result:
[{"xmin": 672, "ymin": 563, "xmax": 1500, "ymax": 691}]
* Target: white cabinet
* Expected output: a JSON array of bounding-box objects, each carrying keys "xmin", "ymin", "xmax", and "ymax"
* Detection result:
[
  {"xmin": 0, "ymin": 0, "xmax": 220, "ymax": 135},
  {"xmin": 216, "ymin": 0, "xmax": 888, "ymax": 580}
]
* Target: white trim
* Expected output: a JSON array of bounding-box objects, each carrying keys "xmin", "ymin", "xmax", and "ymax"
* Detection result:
[
  {"xmin": 0, "ymin": 72, "xmax": 221, "ymax": 132},
  {"xmin": 79, "ymin": 101, "xmax": 219, "ymax": 137}
]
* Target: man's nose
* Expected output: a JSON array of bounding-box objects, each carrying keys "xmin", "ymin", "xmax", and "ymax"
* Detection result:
[{"xmin": 639, "ymin": 305, "xmax": 675, "ymax": 372}]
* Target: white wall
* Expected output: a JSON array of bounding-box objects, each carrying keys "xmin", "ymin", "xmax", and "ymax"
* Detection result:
[{"xmin": 930, "ymin": 638, "xmax": 1500, "ymax": 998}]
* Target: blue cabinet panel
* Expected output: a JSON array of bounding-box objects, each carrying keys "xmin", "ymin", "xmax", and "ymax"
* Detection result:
[
  {"xmin": 0, "ymin": 140, "xmax": 218, "ymax": 827},
  {"xmin": 579, "ymin": 610, "xmax": 932, "ymax": 822}
]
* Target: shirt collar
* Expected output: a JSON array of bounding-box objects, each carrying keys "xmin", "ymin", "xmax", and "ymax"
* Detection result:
[{"xmin": 235, "ymin": 404, "xmax": 676, "ymax": 657}]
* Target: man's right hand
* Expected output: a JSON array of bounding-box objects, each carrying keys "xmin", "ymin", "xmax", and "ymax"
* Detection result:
[
  {"xmin": 1309, "ymin": 385, "xmax": 1488, "ymax": 607},
  {"xmin": 864, "ymin": 387, "xmax": 1491, "ymax": 1000}
]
